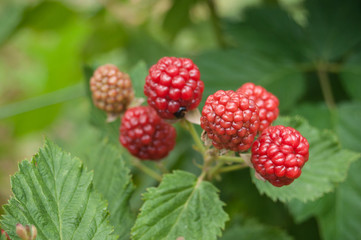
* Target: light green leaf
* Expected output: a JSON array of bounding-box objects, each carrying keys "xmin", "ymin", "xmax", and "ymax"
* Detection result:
[
  {"xmin": 0, "ymin": 139, "xmax": 116, "ymax": 240},
  {"xmin": 251, "ymin": 116, "xmax": 360, "ymax": 202},
  {"xmin": 83, "ymin": 141, "xmax": 135, "ymax": 240},
  {"xmin": 196, "ymin": 50, "xmax": 305, "ymax": 112},
  {"xmin": 131, "ymin": 170, "xmax": 229, "ymax": 240},
  {"xmin": 340, "ymin": 51, "xmax": 361, "ymax": 101},
  {"xmin": 221, "ymin": 219, "xmax": 293, "ymax": 240},
  {"xmin": 129, "ymin": 61, "xmax": 148, "ymax": 99}
]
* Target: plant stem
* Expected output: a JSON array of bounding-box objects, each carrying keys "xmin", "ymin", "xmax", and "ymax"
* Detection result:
[
  {"xmin": 156, "ymin": 161, "xmax": 169, "ymax": 174},
  {"xmin": 316, "ymin": 62, "xmax": 337, "ymax": 110},
  {"xmin": 207, "ymin": 0, "xmax": 227, "ymax": 49},
  {"xmin": 218, "ymin": 164, "xmax": 248, "ymax": 173},
  {"xmin": 182, "ymin": 120, "xmax": 206, "ymax": 153},
  {"xmin": 131, "ymin": 158, "xmax": 162, "ymax": 182},
  {"xmin": 218, "ymin": 155, "xmax": 245, "ymax": 163}
]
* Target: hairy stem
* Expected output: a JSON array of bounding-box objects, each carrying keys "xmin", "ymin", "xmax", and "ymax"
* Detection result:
[
  {"xmin": 218, "ymin": 164, "xmax": 248, "ymax": 173},
  {"xmin": 181, "ymin": 119, "xmax": 206, "ymax": 153}
]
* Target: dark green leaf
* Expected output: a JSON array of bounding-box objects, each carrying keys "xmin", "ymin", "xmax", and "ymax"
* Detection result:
[
  {"xmin": 336, "ymin": 102, "xmax": 361, "ymax": 152},
  {"xmin": 162, "ymin": 0, "xmax": 195, "ymax": 40},
  {"xmin": 221, "ymin": 219, "xmax": 293, "ymax": 240},
  {"xmin": 340, "ymin": 51, "xmax": 361, "ymax": 101},
  {"xmin": 196, "ymin": 50, "xmax": 305, "ymax": 112},
  {"xmin": 304, "ymin": 0, "xmax": 361, "ymax": 61}
]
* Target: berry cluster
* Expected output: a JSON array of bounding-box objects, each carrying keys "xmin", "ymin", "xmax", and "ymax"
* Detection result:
[
  {"xmin": 200, "ymin": 83, "xmax": 308, "ymax": 187},
  {"xmin": 90, "ymin": 57, "xmax": 309, "ymax": 187}
]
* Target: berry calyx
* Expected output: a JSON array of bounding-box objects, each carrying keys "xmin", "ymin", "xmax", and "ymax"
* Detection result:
[
  {"xmin": 90, "ymin": 64, "xmax": 134, "ymax": 117},
  {"xmin": 120, "ymin": 106, "xmax": 176, "ymax": 160},
  {"xmin": 251, "ymin": 125, "xmax": 309, "ymax": 187},
  {"xmin": 237, "ymin": 83, "xmax": 279, "ymax": 132},
  {"xmin": 144, "ymin": 57, "xmax": 204, "ymax": 119},
  {"xmin": 200, "ymin": 90, "xmax": 260, "ymax": 152}
]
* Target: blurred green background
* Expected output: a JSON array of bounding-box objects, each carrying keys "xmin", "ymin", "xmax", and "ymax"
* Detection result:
[{"xmin": 1, "ymin": 0, "xmax": 361, "ymax": 239}]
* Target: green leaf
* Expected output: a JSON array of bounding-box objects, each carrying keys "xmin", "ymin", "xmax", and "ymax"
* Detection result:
[
  {"xmin": 0, "ymin": 139, "xmax": 116, "ymax": 240},
  {"xmin": 221, "ymin": 219, "xmax": 293, "ymax": 240},
  {"xmin": 304, "ymin": 0, "xmax": 361, "ymax": 61},
  {"xmin": 83, "ymin": 141, "xmax": 135, "ymax": 240},
  {"xmin": 131, "ymin": 170, "xmax": 229, "ymax": 240},
  {"xmin": 129, "ymin": 61, "xmax": 148, "ymax": 99},
  {"xmin": 290, "ymin": 103, "xmax": 331, "ymax": 131},
  {"xmin": 195, "ymin": 50, "xmax": 305, "ymax": 112},
  {"xmin": 251, "ymin": 116, "xmax": 360, "ymax": 202},
  {"xmin": 340, "ymin": 51, "xmax": 361, "ymax": 101},
  {"xmin": 289, "ymin": 159, "xmax": 361, "ymax": 240},
  {"xmin": 336, "ymin": 102, "xmax": 361, "ymax": 152},
  {"xmin": 162, "ymin": 0, "xmax": 195, "ymax": 40},
  {"xmin": 19, "ymin": 1, "xmax": 75, "ymax": 31}
]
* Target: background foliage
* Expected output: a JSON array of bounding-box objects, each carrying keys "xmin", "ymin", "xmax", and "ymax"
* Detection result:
[{"xmin": 0, "ymin": 0, "xmax": 360, "ymax": 239}]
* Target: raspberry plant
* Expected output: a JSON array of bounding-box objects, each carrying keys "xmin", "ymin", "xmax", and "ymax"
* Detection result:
[{"xmin": 0, "ymin": 0, "xmax": 361, "ymax": 240}]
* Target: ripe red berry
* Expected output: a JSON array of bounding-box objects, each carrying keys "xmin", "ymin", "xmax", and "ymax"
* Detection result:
[
  {"xmin": 120, "ymin": 106, "xmax": 176, "ymax": 160},
  {"xmin": 90, "ymin": 64, "xmax": 134, "ymax": 115},
  {"xmin": 144, "ymin": 57, "xmax": 204, "ymax": 119},
  {"xmin": 251, "ymin": 125, "xmax": 309, "ymax": 187},
  {"xmin": 200, "ymin": 90, "xmax": 260, "ymax": 152},
  {"xmin": 237, "ymin": 83, "xmax": 279, "ymax": 132}
]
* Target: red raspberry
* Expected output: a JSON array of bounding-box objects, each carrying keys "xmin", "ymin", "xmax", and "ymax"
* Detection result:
[
  {"xmin": 90, "ymin": 64, "xmax": 134, "ymax": 115},
  {"xmin": 144, "ymin": 57, "xmax": 204, "ymax": 119},
  {"xmin": 237, "ymin": 83, "xmax": 279, "ymax": 132},
  {"xmin": 120, "ymin": 106, "xmax": 176, "ymax": 160},
  {"xmin": 251, "ymin": 125, "xmax": 309, "ymax": 187},
  {"xmin": 200, "ymin": 90, "xmax": 260, "ymax": 152}
]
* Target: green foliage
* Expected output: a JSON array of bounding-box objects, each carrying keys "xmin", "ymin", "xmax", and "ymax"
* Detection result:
[
  {"xmin": 131, "ymin": 171, "xmax": 229, "ymax": 240},
  {"xmin": 83, "ymin": 141, "xmax": 135, "ymax": 240},
  {"xmin": 251, "ymin": 116, "xmax": 360, "ymax": 202},
  {"xmin": 0, "ymin": 140, "xmax": 116, "ymax": 240},
  {"xmin": 129, "ymin": 61, "xmax": 148, "ymax": 99},
  {"xmin": 340, "ymin": 51, "xmax": 361, "ymax": 101},
  {"xmin": 336, "ymin": 102, "xmax": 361, "ymax": 152},
  {"xmin": 221, "ymin": 219, "xmax": 293, "ymax": 240},
  {"xmin": 289, "ymin": 160, "xmax": 361, "ymax": 240}
]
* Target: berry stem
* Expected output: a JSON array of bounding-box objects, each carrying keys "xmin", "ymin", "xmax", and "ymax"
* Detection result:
[
  {"xmin": 316, "ymin": 61, "xmax": 337, "ymax": 110},
  {"xmin": 218, "ymin": 155, "xmax": 246, "ymax": 163},
  {"xmin": 131, "ymin": 158, "xmax": 162, "ymax": 182},
  {"xmin": 218, "ymin": 164, "xmax": 248, "ymax": 173},
  {"xmin": 181, "ymin": 119, "xmax": 206, "ymax": 153}
]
